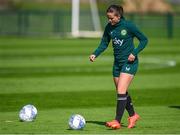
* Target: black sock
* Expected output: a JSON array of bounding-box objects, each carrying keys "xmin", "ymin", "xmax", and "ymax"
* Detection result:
[
  {"xmin": 115, "ymin": 94, "xmax": 127, "ymax": 123},
  {"xmin": 126, "ymin": 92, "xmax": 135, "ymax": 117}
]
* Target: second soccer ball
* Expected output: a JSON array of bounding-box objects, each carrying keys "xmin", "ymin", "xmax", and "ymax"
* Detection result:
[
  {"xmin": 68, "ymin": 114, "xmax": 86, "ymax": 130},
  {"xmin": 19, "ymin": 104, "xmax": 37, "ymax": 122}
]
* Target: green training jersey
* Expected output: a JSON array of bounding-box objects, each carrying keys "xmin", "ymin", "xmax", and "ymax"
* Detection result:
[{"xmin": 93, "ymin": 17, "xmax": 148, "ymax": 64}]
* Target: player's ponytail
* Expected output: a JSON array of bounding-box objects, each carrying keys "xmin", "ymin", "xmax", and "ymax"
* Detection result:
[{"xmin": 106, "ymin": 5, "xmax": 124, "ymax": 18}]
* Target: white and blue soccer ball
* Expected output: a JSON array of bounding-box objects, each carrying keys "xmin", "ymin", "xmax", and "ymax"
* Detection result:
[
  {"xmin": 68, "ymin": 114, "xmax": 86, "ymax": 130},
  {"xmin": 19, "ymin": 104, "xmax": 37, "ymax": 122}
]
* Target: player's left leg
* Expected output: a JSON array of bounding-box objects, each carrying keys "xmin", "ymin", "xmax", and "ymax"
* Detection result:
[
  {"xmin": 113, "ymin": 77, "xmax": 135, "ymax": 117},
  {"xmin": 120, "ymin": 60, "xmax": 140, "ymax": 128},
  {"xmin": 106, "ymin": 73, "xmax": 134, "ymax": 129},
  {"xmin": 115, "ymin": 73, "xmax": 134, "ymax": 123},
  {"xmin": 126, "ymin": 92, "xmax": 135, "ymax": 117},
  {"xmin": 128, "ymin": 113, "xmax": 140, "ymax": 128},
  {"xmin": 107, "ymin": 64, "xmax": 136, "ymax": 129}
]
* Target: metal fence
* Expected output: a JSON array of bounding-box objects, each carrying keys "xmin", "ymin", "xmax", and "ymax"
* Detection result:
[{"xmin": 0, "ymin": 10, "xmax": 179, "ymax": 38}]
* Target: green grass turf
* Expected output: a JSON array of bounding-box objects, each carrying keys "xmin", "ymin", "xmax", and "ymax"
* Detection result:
[
  {"xmin": 0, "ymin": 37, "xmax": 180, "ymax": 134},
  {"xmin": 0, "ymin": 106, "xmax": 179, "ymax": 134}
]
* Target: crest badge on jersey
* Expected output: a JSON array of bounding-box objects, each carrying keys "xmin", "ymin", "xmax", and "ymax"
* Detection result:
[{"xmin": 120, "ymin": 29, "xmax": 127, "ymax": 36}]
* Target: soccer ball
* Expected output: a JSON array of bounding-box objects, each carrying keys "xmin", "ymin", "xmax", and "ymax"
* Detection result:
[
  {"xmin": 19, "ymin": 104, "xmax": 37, "ymax": 122},
  {"xmin": 68, "ymin": 114, "xmax": 86, "ymax": 130}
]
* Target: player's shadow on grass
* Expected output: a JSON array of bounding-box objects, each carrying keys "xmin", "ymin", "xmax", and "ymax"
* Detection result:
[
  {"xmin": 169, "ymin": 105, "xmax": 180, "ymax": 110},
  {"xmin": 86, "ymin": 120, "xmax": 105, "ymax": 126}
]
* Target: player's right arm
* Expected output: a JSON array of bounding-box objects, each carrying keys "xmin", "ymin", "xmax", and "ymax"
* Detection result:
[
  {"xmin": 89, "ymin": 25, "xmax": 111, "ymax": 62},
  {"xmin": 89, "ymin": 54, "xmax": 96, "ymax": 62}
]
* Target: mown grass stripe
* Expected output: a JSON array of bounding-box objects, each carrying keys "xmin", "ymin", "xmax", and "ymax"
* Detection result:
[{"xmin": 0, "ymin": 88, "xmax": 179, "ymax": 112}]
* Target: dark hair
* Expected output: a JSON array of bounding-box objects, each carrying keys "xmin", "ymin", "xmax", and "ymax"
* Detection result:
[{"xmin": 106, "ymin": 5, "xmax": 123, "ymax": 17}]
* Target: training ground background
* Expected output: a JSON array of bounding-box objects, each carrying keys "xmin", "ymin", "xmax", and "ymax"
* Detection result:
[{"xmin": 0, "ymin": 37, "xmax": 180, "ymax": 134}]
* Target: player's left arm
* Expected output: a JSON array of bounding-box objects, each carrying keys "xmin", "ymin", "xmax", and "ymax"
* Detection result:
[{"xmin": 128, "ymin": 22, "xmax": 148, "ymax": 57}]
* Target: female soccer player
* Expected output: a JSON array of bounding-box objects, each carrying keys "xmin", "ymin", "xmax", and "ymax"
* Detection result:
[{"xmin": 89, "ymin": 5, "xmax": 148, "ymax": 129}]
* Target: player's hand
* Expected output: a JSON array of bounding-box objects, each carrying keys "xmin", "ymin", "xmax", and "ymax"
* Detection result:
[
  {"xmin": 128, "ymin": 53, "xmax": 135, "ymax": 62},
  {"xmin": 89, "ymin": 54, "xmax": 96, "ymax": 62}
]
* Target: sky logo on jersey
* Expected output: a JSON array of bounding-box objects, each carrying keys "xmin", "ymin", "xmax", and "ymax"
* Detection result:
[
  {"xmin": 121, "ymin": 29, "xmax": 127, "ymax": 36},
  {"xmin": 112, "ymin": 37, "xmax": 124, "ymax": 46}
]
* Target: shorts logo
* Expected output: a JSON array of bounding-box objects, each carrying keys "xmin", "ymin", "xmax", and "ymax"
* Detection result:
[
  {"xmin": 121, "ymin": 29, "xmax": 127, "ymax": 36},
  {"xmin": 125, "ymin": 67, "xmax": 130, "ymax": 71}
]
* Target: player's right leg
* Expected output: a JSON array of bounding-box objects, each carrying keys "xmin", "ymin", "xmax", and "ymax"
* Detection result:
[
  {"xmin": 106, "ymin": 119, "xmax": 121, "ymax": 129},
  {"xmin": 105, "ymin": 65, "xmax": 121, "ymax": 129}
]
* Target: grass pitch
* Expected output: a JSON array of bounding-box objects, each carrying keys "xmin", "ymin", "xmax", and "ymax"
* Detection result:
[{"xmin": 0, "ymin": 37, "xmax": 180, "ymax": 134}]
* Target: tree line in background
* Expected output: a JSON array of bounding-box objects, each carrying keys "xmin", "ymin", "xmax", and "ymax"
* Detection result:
[{"xmin": 0, "ymin": 0, "xmax": 180, "ymax": 13}]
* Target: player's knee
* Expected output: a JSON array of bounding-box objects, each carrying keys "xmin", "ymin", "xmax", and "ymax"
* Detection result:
[{"xmin": 117, "ymin": 87, "xmax": 127, "ymax": 94}]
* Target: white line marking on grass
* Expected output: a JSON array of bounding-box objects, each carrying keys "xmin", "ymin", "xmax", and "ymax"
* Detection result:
[
  {"xmin": 5, "ymin": 120, "xmax": 13, "ymax": 123},
  {"xmin": 99, "ymin": 56, "xmax": 177, "ymax": 70},
  {"xmin": 0, "ymin": 57, "xmax": 176, "ymax": 74},
  {"xmin": 140, "ymin": 57, "xmax": 176, "ymax": 69}
]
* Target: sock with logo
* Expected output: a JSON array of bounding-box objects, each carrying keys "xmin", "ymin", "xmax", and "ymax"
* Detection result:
[
  {"xmin": 115, "ymin": 94, "xmax": 127, "ymax": 123},
  {"xmin": 126, "ymin": 92, "xmax": 135, "ymax": 117}
]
